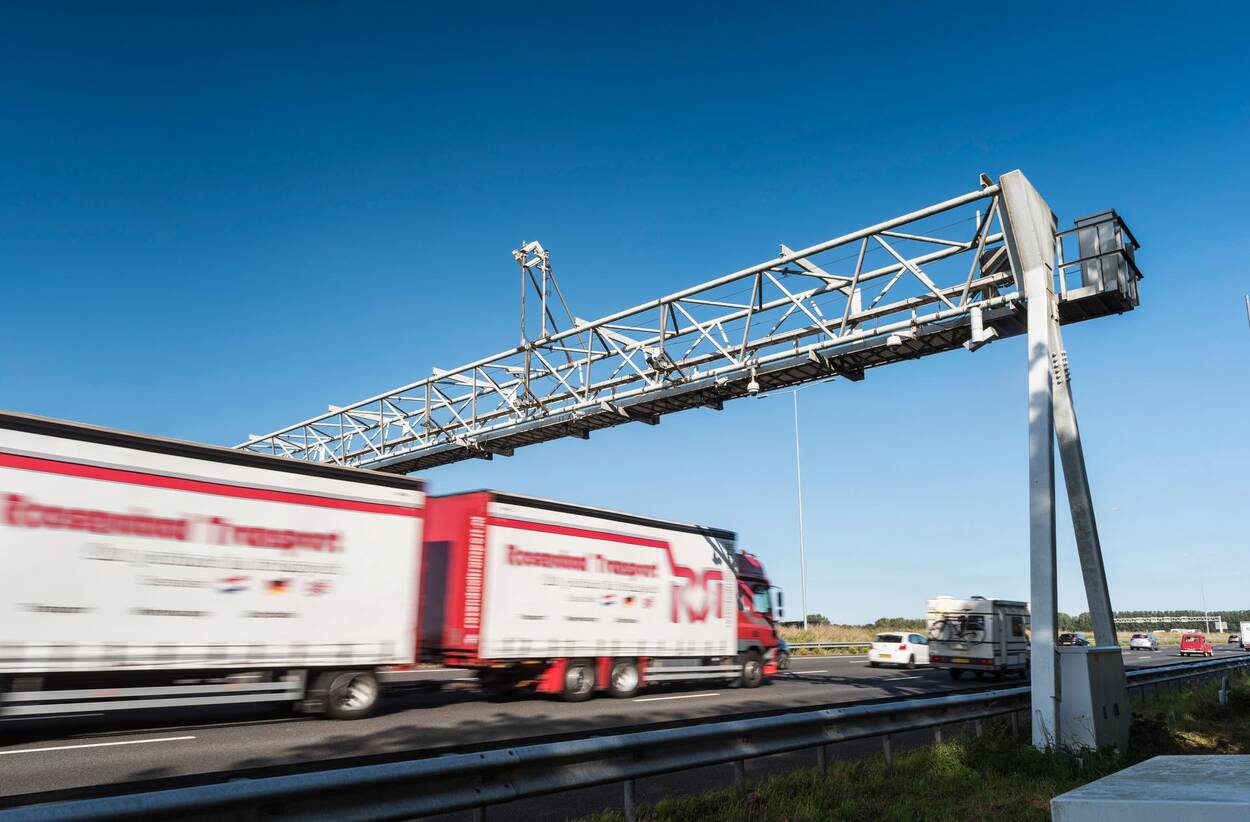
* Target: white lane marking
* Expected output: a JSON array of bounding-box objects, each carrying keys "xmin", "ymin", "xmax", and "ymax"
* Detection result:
[
  {"xmin": 632, "ymin": 693, "xmax": 720, "ymax": 703},
  {"xmin": 888, "ymin": 676, "xmax": 923, "ymax": 680},
  {"xmin": 787, "ymin": 669, "xmax": 829, "ymax": 674},
  {"xmin": 0, "ymin": 735, "xmax": 195, "ymax": 756}
]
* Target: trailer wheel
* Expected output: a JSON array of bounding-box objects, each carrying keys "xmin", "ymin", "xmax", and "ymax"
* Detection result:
[
  {"xmin": 739, "ymin": 651, "xmax": 764, "ymax": 688},
  {"xmin": 607, "ymin": 660, "xmax": 640, "ymax": 699},
  {"xmin": 949, "ymin": 669, "xmax": 963, "ymax": 681},
  {"xmin": 316, "ymin": 671, "xmax": 379, "ymax": 720},
  {"xmin": 562, "ymin": 659, "xmax": 596, "ymax": 702}
]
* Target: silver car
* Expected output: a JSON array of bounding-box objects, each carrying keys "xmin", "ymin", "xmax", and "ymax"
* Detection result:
[{"xmin": 1128, "ymin": 633, "xmax": 1159, "ymax": 651}]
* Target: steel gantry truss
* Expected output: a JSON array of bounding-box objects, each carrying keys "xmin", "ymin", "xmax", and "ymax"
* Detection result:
[
  {"xmin": 238, "ymin": 170, "xmax": 1143, "ymax": 751},
  {"xmin": 238, "ymin": 172, "xmax": 1138, "ymax": 476}
]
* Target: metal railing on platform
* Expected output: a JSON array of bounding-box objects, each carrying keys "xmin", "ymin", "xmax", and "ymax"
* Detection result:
[{"xmin": 3, "ymin": 655, "xmax": 1247, "ymax": 822}]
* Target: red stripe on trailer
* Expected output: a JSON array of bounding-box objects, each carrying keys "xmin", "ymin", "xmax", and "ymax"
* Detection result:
[
  {"xmin": 0, "ymin": 452, "xmax": 422, "ymax": 518},
  {"xmin": 488, "ymin": 515, "xmax": 680, "ymax": 573},
  {"xmin": 488, "ymin": 516, "xmax": 669, "ymax": 549}
]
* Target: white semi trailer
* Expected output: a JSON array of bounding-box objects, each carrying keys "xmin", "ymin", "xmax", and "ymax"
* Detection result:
[
  {"xmin": 419, "ymin": 490, "xmax": 784, "ymax": 699},
  {"xmin": 0, "ymin": 411, "xmax": 424, "ymax": 720}
]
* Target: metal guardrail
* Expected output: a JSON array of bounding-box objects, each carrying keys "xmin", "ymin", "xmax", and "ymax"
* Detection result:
[
  {"xmin": 785, "ymin": 641, "xmax": 870, "ymax": 651},
  {"xmin": 4, "ymin": 655, "xmax": 1248, "ymax": 822}
]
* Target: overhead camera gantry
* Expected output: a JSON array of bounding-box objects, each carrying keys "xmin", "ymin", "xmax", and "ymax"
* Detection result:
[{"xmin": 237, "ymin": 171, "xmax": 1143, "ymax": 749}]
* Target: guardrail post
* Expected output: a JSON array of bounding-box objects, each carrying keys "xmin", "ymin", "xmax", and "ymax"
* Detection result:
[
  {"xmin": 882, "ymin": 734, "xmax": 893, "ymax": 774},
  {"xmin": 472, "ymin": 807, "xmax": 486, "ymax": 822},
  {"xmin": 623, "ymin": 778, "xmax": 637, "ymax": 822},
  {"xmin": 934, "ymin": 725, "xmax": 944, "ymax": 744},
  {"xmin": 816, "ymin": 743, "xmax": 827, "ymax": 772},
  {"xmin": 733, "ymin": 759, "xmax": 746, "ymax": 794},
  {"xmin": 1010, "ymin": 711, "xmax": 1019, "ymax": 738},
  {"xmin": 1220, "ymin": 675, "xmax": 1230, "ymax": 706},
  {"xmin": 974, "ymin": 719, "xmax": 983, "ymax": 738}
]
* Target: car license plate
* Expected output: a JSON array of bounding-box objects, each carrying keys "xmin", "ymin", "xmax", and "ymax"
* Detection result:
[
  {"xmin": 953, "ymin": 657, "xmax": 970, "ymax": 664},
  {"xmin": 878, "ymin": 653, "xmax": 891, "ymax": 659}
]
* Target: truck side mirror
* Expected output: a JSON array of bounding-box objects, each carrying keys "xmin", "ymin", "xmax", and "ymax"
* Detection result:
[{"xmin": 777, "ymin": 590, "xmax": 784, "ymax": 618}]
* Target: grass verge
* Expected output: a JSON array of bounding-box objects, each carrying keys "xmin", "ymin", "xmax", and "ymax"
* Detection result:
[{"xmin": 576, "ymin": 672, "xmax": 1250, "ymax": 821}]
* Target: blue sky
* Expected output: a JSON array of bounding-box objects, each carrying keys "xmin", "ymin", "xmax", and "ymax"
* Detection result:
[{"xmin": 3, "ymin": 4, "xmax": 1247, "ymax": 622}]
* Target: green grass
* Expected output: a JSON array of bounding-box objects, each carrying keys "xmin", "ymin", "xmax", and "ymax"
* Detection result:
[{"xmin": 575, "ymin": 673, "xmax": 1250, "ymax": 822}]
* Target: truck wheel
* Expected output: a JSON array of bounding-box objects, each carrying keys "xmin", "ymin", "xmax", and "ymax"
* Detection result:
[
  {"xmin": 316, "ymin": 670, "xmax": 379, "ymax": 720},
  {"xmin": 949, "ymin": 669, "xmax": 963, "ymax": 681},
  {"xmin": 562, "ymin": 659, "xmax": 596, "ymax": 702},
  {"xmin": 607, "ymin": 660, "xmax": 640, "ymax": 699},
  {"xmin": 740, "ymin": 651, "xmax": 764, "ymax": 688}
]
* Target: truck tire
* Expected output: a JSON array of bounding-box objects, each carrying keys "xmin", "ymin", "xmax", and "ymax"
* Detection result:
[
  {"xmin": 316, "ymin": 670, "xmax": 379, "ymax": 720},
  {"xmin": 949, "ymin": 669, "xmax": 963, "ymax": 681},
  {"xmin": 739, "ymin": 651, "xmax": 763, "ymax": 689},
  {"xmin": 607, "ymin": 660, "xmax": 640, "ymax": 699},
  {"xmin": 562, "ymin": 659, "xmax": 596, "ymax": 702}
]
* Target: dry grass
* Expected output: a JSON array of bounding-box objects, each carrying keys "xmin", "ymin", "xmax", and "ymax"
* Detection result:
[{"xmin": 779, "ymin": 624, "xmax": 877, "ymax": 655}]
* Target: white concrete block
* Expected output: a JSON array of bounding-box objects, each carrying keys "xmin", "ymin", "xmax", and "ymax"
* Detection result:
[{"xmin": 1052, "ymin": 756, "xmax": 1250, "ymax": 821}]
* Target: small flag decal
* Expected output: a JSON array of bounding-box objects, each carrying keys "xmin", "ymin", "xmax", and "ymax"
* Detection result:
[{"xmin": 218, "ymin": 576, "xmax": 248, "ymax": 594}]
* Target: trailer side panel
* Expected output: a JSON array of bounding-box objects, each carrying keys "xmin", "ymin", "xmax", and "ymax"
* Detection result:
[
  {"xmin": 0, "ymin": 423, "xmax": 422, "ymax": 673},
  {"xmin": 479, "ymin": 496, "xmax": 737, "ymax": 659}
]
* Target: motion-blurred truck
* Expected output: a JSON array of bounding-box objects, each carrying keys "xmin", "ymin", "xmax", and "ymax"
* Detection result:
[
  {"xmin": 0, "ymin": 411, "xmax": 424, "ymax": 720},
  {"xmin": 1241, "ymin": 621, "xmax": 1250, "ymax": 651},
  {"xmin": 926, "ymin": 595, "xmax": 1030, "ymax": 680},
  {"xmin": 418, "ymin": 490, "xmax": 784, "ymax": 699}
]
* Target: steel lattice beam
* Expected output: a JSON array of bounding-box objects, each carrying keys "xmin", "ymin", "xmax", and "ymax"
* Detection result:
[{"xmin": 237, "ymin": 171, "xmax": 1140, "ymax": 473}]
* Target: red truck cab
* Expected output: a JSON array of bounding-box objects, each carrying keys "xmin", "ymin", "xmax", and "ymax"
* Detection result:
[
  {"xmin": 1180, "ymin": 632, "xmax": 1213, "ymax": 657},
  {"xmin": 734, "ymin": 550, "xmax": 785, "ymax": 676}
]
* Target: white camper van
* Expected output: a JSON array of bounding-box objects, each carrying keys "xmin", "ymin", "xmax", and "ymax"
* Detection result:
[{"xmin": 927, "ymin": 596, "xmax": 1030, "ymax": 680}]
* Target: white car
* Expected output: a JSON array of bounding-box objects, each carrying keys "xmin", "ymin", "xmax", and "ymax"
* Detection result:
[
  {"xmin": 868, "ymin": 632, "xmax": 930, "ymax": 669},
  {"xmin": 1128, "ymin": 633, "xmax": 1159, "ymax": 651}
]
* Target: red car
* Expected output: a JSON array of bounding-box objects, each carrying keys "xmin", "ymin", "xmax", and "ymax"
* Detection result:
[{"xmin": 1180, "ymin": 632, "xmax": 1214, "ymax": 657}]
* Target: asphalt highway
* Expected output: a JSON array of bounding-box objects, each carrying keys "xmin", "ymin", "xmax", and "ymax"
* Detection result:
[{"xmin": 0, "ymin": 646, "xmax": 1243, "ymax": 807}]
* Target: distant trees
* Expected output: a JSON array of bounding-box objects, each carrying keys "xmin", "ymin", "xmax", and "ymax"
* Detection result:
[
  {"xmin": 1057, "ymin": 612, "xmax": 1092, "ymax": 632},
  {"xmin": 871, "ymin": 616, "xmax": 926, "ymax": 631},
  {"xmin": 1056, "ymin": 610, "xmax": 1241, "ymax": 633},
  {"xmin": 801, "ymin": 609, "xmax": 1244, "ymax": 632}
]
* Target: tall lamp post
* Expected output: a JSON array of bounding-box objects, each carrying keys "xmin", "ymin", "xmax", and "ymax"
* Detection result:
[{"xmin": 792, "ymin": 390, "xmax": 809, "ymax": 631}]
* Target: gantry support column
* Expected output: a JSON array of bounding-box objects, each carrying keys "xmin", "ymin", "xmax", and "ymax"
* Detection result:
[
  {"xmin": 1048, "ymin": 321, "xmax": 1117, "ymax": 646},
  {"xmin": 1000, "ymin": 170, "xmax": 1123, "ymax": 749},
  {"xmin": 1000, "ymin": 170, "xmax": 1060, "ymax": 749}
]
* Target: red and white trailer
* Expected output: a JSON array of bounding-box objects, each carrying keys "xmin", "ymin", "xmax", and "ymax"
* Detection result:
[
  {"xmin": 419, "ymin": 490, "xmax": 783, "ymax": 700},
  {"xmin": 0, "ymin": 411, "xmax": 424, "ymax": 720}
]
